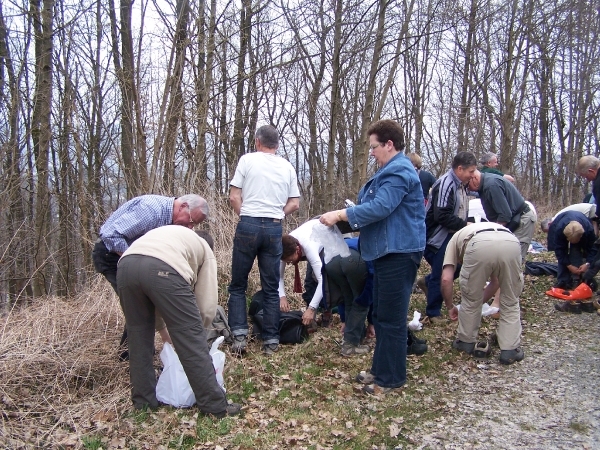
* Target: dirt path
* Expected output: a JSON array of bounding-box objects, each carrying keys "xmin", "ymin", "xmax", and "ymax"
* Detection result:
[{"xmin": 410, "ymin": 309, "xmax": 600, "ymax": 449}]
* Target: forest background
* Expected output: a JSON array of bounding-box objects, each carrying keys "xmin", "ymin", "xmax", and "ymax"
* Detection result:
[{"xmin": 0, "ymin": 0, "xmax": 599, "ymax": 303}]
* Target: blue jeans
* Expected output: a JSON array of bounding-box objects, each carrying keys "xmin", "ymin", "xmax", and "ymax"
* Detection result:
[
  {"xmin": 556, "ymin": 244, "xmax": 583, "ymax": 287},
  {"xmin": 371, "ymin": 251, "xmax": 422, "ymax": 388},
  {"xmin": 424, "ymin": 235, "xmax": 460, "ymax": 317},
  {"xmin": 227, "ymin": 216, "xmax": 282, "ymax": 345}
]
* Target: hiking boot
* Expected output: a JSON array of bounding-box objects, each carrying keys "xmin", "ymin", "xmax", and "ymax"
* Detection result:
[
  {"xmin": 407, "ymin": 341, "xmax": 428, "ymax": 356},
  {"xmin": 212, "ymin": 401, "xmax": 242, "ymax": 419},
  {"xmin": 408, "ymin": 329, "xmax": 427, "ymax": 345},
  {"xmin": 262, "ymin": 343, "xmax": 279, "ymax": 355},
  {"xmin": 429, "ymin": 315, "xmax": 446, "ymax": 326},
  {"xmin": 420, "ymin": 315, "xmax": 445, "ymax": 326},
  {"xmin": 341, "ymin": 343, "xmax": 370, "ymax": 357},
  {"xmin": 553, "ymin": 280, "xmax": 574, "ymax": 290},
  {"xmin": 452, "ymin": 339, "xmax": 475, "ymax": 354},
  {"xmin": 499, "ymin": 347, "xmax": 525, "ymax": 365},
  {"xmin": 416, "ymin": 276, "xmax": 428, "ymax": 296},
  {"xmin": 355, "ymin": 371, "xmax": 375, "ymax": 384},
  {"xmin": 362, "ymin": 383, "xmax": 403, "ymax": 395},
  {"xmin": 231, "ymin": 335, "xmax": 247, "ymax": 355},
  {"xmin": 554, "ymin": 301, "xmax": 581, "ymax": 314}
]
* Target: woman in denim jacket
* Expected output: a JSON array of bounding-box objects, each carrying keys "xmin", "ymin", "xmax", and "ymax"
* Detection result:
[{"xmin": 320, "ymin": 119, "xmax": 426, "ymax": 395}]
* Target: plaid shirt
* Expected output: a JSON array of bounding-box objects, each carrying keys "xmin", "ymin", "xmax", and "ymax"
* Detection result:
[{"xmin": 99, "ymin": 195, "xmax": 175, "ymax": 254}]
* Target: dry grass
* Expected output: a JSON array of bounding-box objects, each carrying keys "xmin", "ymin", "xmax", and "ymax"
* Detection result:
[{"xmin": 0, "ymin": 279, "xmax": 130, "ymax": 448}]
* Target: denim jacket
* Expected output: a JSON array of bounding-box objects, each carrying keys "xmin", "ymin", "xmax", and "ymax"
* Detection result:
[{"xmin": 346, "ymin": 153, "xmax": 426, "ymax": 261}]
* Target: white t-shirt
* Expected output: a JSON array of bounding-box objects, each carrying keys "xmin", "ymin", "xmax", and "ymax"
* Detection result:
[
  {"xmin": 278, "ymin": 219, "xmax": 350, "ymax": 309},
  {"xmin": 553, "ymin": 203, "xmax": 596, "ymax": 220},
  {"xmin": 230, "ymin": 151, "xmax": 300, "ymax": 219}
]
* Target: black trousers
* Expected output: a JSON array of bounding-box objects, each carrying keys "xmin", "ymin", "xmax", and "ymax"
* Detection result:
[{"xmin": 92, "ymin": 240, "xmax": 128, "ymax": 350}]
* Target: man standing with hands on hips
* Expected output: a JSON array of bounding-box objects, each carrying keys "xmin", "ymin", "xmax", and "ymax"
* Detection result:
[{"xmin": 227, "ymin": 125, "xmax": 300, "ymax": 356}]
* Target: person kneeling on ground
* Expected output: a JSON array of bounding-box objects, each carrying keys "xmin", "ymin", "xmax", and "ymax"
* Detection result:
[
  {"xmin": 547, "ymin": 211, "xmax": 597, "ymax": 289},
  {"xmin": 441, "ymin": 222, "xmax": 525, "ymax": 365},
  {"xmin": 117, "ymin": 225, "xmax": 240, "ymax": 417}
]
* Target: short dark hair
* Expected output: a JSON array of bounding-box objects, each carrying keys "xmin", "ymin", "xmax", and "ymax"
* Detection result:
[
  {"xmin": 281, "ymin": 235, "xmax": 299, "ymax": 259},
  {"xmin": 367, "ymin": 120, "xmax": 405, "ymax": 152},
  {"xmin": 255, "ymin": 125, "xmax": 279, "ymax": 149},
  {"xmin": 195, "ymin": 230, "xmax": 214, "ymax": 251},
  {"xmin": 452, "ymin": 151, "xmax": 477, "ymax": 169}
]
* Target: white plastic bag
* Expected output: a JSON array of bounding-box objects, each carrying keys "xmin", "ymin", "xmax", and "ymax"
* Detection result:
[
  {"xmin": 210, "ymin": 336, "xmax": 226, "ymax": 393},
  {"xmin": 156, "ymin": 337, "xmax": 227, "ymax": 408},
  {"xmin": 156, "ymin": 343, "xmax": 196, "ymax": 407},
  {"xmin": 310, "ymin": 222, "xmax": 351, "ymax": 263},
  {"xmin": 454, "ymin": 303, "xmax": 499, "ymax": 317},
  {"xmin": 408, "ymin": 311, "xmax": 423, "ymax": 331}
]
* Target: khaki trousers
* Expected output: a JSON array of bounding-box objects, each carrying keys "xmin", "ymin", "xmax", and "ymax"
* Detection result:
[
  {"xmin": 457, "ymin": 232, "xmax": 523, "ymax": 350},
  {"xmin": 513, "ymin": 208, "xmax": 537, "ymax": 261}
]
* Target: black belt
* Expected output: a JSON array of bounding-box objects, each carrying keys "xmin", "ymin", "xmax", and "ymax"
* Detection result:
[
  {"xmin": 473, "ymin": 228, "xmax": 512, "ymax": 235},
  {"xmin": 240, "ymin": 216, "xmax": 281, "ymax": 223}
]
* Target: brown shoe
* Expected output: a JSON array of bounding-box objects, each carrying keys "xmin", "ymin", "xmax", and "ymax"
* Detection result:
[
  {"xmin": 428, "ymin": 315, "xmax": 446, "ymax": 326},
  {"xmin": 362, "ymin": 383, "xmax": 403, "ymax": 395},
  {"xmin": 341, "ymin": 343, "xmax": 370, "ymax": 357},
  {"xmin": 416, "ymin": 276, "xmax": 428, "ymax": 296}
]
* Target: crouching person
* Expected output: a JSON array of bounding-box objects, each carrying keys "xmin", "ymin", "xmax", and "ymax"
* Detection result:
[
  {"xmin": 117, "ymin": 225, "xmax": 240, "ymax": 417},
  {"xmin": 441, "ymin": 222, "xmax": 525, "ymax": 365}
]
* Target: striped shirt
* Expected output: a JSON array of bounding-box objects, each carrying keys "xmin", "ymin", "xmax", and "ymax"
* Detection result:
[{"xmin": 99, "ymin": 195, "xmax": 175, "ymax": 254}]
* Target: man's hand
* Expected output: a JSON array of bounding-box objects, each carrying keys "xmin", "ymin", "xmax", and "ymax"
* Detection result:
[
  {"xmin": 302, "ymin": 307, "xmax": 316, "ymax": 326},
  {"xmin": 320, "ymin": 209, "xmax": 346, "ymax": 227},
  {"xmin": 567, "ymin": 264, "xmax": 582, "ymax": 274},
  {"xmin": 365, "ymin": 324, "xmax": 376, "ymax": 339},
  {"xmin": 280, "ymin": 296, "xmax": 290, "ymax": 312},
  {"xmin": 159, "ymin": 328, "xmax": 172, "ymax": 345},
  {"xmin": 448, "ymin": 305, "xmax": 459, "ymax": 321},
  {"xmin": 578, "ymin": 263, "xmax": 591, "ymax": 273}
]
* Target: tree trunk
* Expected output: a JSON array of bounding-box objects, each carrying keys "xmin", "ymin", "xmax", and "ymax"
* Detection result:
[
  {"xmin": 353, "ymin": 0, "xmax": 387, "ymax": 191},
  {"xmin": 30, "ymin": 0, "xmax": 54, "ymax": 297}
]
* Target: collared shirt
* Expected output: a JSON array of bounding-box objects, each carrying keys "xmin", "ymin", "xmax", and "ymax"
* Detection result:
[
  {"xmin": 443, "ymin": 222, "xmax": 516, "ymax": 267},
  {"xmin": 99, "ymin": 195, "xmax": 175, "ymax": 254}
]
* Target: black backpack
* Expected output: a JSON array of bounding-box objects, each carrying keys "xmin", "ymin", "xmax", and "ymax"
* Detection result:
[{"xmin": 249, "ymin": 291, "xmax": 309, "ymax": 344}]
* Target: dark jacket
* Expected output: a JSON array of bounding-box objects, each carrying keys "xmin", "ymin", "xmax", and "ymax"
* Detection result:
[
  {"xmin": 478, "ymin": 173, "xmax": 525, "ymax": 224},
  {"xmin": 418, "ymin": 170, "xmax": 437, "ymax": 199},
  {"xmin": 425, "ymin": 169, "xmax": 468, "ymax": 249},
  {"xmin": 548, "ymin": 211, "xmax": 597, "ymax": 267},
  {"xmin": 593, "ymin": 172, "xmax": 600, "ymax": 218}
]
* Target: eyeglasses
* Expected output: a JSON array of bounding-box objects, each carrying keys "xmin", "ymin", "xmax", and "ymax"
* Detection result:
[
  {"xmin": 369, "ymin": 142, "xmax": 384, "ymax": 151},
  {"xmin": 187, "ymin": 206, "xmax": 196, "ymax": 226}
]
